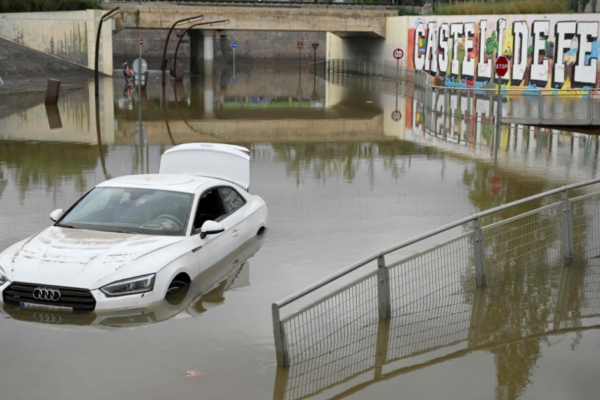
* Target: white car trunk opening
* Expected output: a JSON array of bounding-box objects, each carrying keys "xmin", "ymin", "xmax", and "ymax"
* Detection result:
[{"xmin": 159, "ymin": 143, "xmax": 250, "ymax": 190}]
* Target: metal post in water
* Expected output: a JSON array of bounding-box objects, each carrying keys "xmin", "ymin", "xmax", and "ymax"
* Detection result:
[
  {"xmin": 272, "ymin": 304, "xmax": 289, "ymax": 367},
  {"xmin": 588, "ymin": 88, "xmax": 593, "ymax": 125},
  {"xmin": 376, "ymin": 255, "xmax": 391, "ymax": 320},
  {"xmin": 473, "ymin": 217, "xmax": 487, "ymax": 287},
  {"xmin": 538, "ymin": 90, "xmax": 543, "ymax": 124},
  {"xmin": 561, "ymin": 190, "xmax": 574, "ymax": 264}
]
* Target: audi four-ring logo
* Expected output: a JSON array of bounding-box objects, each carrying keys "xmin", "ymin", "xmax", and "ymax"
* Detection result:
[{"xmin": 32, "ymin": 288, "xmax": 62, "ymax": 302}]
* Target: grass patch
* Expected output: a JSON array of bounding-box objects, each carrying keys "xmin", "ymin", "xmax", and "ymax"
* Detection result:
[
  {"xmin": 0, "ymin": 0, "xmax": 100, "ymax": 13},
  {"xmin": 435, "ymin": 0, "xmax": 572, "ymax": 15}
]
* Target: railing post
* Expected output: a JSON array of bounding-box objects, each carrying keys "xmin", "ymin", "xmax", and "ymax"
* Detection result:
[
  {"xmin": 588, "ymin": 89, "xmax": 593, "ymax": 125},
  {"xmin": 561, "ymin": 189, "xmax": 574, "ymax": 265},
  {"xmin": 377, "ymin": 255, "xmax": 391, "ymax": 320},
  {"xmin": 272, "ymin": 304, "xmax": 289, "ymax": 367},
  {"xmin": 538, "ymin": 90, "xmax": 543, "ymax": 125},
  {"xmin": 473, "ymin": 217, "xmax": 487, "ymax": 287}
]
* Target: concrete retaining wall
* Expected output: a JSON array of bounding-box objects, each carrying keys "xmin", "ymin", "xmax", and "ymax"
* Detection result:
[
  {"xmin": 113, "ymin": 29, "xmax": 326, "ymax": 66},
  {"xmin": 0, "ymin": 10, "xmax": 113, "ymax": 75}
]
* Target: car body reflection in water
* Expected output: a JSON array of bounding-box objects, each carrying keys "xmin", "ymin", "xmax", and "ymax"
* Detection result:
[{"xmin": 0, "ymin": 234, "xmax": 265, "ymax": 329}]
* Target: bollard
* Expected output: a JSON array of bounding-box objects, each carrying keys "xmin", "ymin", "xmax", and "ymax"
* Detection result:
[
  {"xmin": 175, "ymin": 62, "xmax": 185, "ymax": 82},
  {"xmin": 45, "ymin": 104, "xmax": 62, "ymax": 130},
  {"xmin": 45, "ymin": 79, "xmax": 61, "ymax": 105}
]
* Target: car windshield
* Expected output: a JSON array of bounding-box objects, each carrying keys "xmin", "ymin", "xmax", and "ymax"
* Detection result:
[{"xmin": 58, "ymin": 187, "xmax": 194, "ymax": 236}]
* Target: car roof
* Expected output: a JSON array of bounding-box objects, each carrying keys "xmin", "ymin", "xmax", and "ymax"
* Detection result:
[{"xmin": 96, "ymin": 174, "xmax": 217, "ymax": 194}]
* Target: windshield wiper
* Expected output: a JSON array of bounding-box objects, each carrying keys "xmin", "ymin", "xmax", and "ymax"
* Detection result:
[{"xmin": 56, "ymin": 224, "xmax": 79, "ymax": 229}]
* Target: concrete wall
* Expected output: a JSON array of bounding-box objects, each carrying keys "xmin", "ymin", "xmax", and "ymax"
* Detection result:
[
  {"xmin": 0, "ymin": 10, "xmax": 113, "ymax": 75},
  {"xmin": 326, "ymin": 17, "xmax": 410, "ymax": 67},
  {"xmin": 406, "ymin": 14, "xmax": 600, "ymax": 89},
  {"xmin": 215, "ymin": 31, "xmax": 326, "ymax": 63},
  {"xmin": 111, "ymin": 4, "xmax": 395, "ymax": 37},
  {"xmin": 114, "ymin": 29, "xmax": 326, "ymax": 69}
]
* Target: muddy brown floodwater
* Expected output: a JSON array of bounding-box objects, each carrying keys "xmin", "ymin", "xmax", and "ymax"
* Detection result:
[{"xmin": 1, "ymin": 64, "xmax": 600, "ymax": 400}]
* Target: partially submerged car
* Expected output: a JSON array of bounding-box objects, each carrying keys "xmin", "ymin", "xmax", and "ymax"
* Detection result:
[{"xmin": 0, "ymin": 143, "xmax": 268, "ymax": 313}]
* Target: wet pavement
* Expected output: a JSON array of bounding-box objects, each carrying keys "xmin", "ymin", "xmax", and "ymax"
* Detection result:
[{"xmin": 1, "ymin": 64, "xmax": 600, "ymax": 400}]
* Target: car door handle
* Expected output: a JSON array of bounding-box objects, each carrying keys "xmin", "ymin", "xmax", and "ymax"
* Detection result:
[{"xmin": 232, "ymin": 228, "xmax": 239, "ymax": 237}]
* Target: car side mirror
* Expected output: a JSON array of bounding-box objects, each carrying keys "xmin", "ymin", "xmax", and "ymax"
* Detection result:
[
  {"xmin": 49, "ymin": 209, "xmax": 64, "ymax": 222},
  {"xmin": 200, "ymin": 220, "xmax": 225, "ymax": 239}
]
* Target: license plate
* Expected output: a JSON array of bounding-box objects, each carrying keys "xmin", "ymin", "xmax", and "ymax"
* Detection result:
[{"xmin": 20, "ymin": 302, "xmax": 73, "ymax": 313}]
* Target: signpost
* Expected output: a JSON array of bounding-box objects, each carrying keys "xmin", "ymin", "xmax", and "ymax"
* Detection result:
[
  {"xmin": 494, "ymin": 56, "xmax": 508, "ymax": 128},
  {"xmin": 139, "ymin": 38, "xmax": 143, "ymax": 84},
  {"xmin": 393, "ymin": 48, "xmax": 404, "ymax": 114},
  {"xmin": 297, "ymin": 38, "xmax": 304, "ymax": 69},
  {"xmin": 231, "ymin": 41, "xmax": 237, "ymax": 65}
]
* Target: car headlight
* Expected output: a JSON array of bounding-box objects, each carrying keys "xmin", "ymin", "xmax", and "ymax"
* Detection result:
[
  {"xmin": 0, "ymin": 266, "xmax": 10, "ymax": 286},
  {"xmin": 100, "ymin": 274, "xmax": 155, "ymax": 297}
]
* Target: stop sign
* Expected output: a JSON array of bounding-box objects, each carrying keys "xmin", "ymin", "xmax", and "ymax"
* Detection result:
[
  {"xmin": 495, "ymin": 56, "xmax": 509, "ymax": 77},
  {"xmin": 490, "ymin": 175, "xmax": 503, "ymax": 195}
]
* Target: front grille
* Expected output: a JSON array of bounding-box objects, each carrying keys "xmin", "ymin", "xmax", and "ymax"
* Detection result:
[{"xmin": 3, "ymin": 282, "xmax": 96, "ymax": 312}]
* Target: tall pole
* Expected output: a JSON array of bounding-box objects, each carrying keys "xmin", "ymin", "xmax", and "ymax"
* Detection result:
[
  {"xmin": 395, "ymin": 57, "xmax": 399, "ymax": 111},
  {"xmin": 161, "ymin": 15, "xmax": 203, "ymax": 86},
  {"xmin": 94, "ymin": 7, "xmax": 120, "ymax": 97}
]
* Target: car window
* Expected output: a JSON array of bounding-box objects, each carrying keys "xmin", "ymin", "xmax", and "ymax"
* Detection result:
[
  {"xmin": 218, "ymin": 187, "xmax": 246, "ymax": 214},
  {"xmin": 59, "ymin": 187, "xmax": 194, "ymax": 236},
  {"xmin": 193, "ymin": 189, "xmax": 226, "ymax": 233}
]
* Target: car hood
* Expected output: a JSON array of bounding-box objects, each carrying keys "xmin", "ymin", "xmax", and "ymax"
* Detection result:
[{"xmin": 5, "ymin": 227, "xmax": 184, "ymax": 289}]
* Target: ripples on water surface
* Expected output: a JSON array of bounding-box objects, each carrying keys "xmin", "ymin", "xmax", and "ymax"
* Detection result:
[{"xmin": 0, "ymin": 65, "xmax": 600, "ymax": 400}]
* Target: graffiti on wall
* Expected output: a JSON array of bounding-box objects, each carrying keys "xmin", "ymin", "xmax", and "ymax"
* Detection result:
[{"xmin": 408, "ymin": 15, "xmax": 600, "ymax": 90}]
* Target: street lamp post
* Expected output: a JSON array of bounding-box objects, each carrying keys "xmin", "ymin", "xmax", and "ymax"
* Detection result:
[
  {"xmin": 95, "ymin": 7, "xmax": 120, "ymax": 97},
  {"xmin": 172, "ymin": 20, "xmax": 229, "ymax": 78},
  {"xmin": 161, "ymin": 15, "xmax": 204, "ymax": 85}
]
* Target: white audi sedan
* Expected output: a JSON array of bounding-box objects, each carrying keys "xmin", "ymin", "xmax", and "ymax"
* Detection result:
[{"xmin": 0, "ymin": 143, "xmax": 268, "ymax": 313}]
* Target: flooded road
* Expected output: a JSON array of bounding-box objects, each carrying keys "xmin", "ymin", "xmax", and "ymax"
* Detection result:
[{"xmin": 1, "ymin": 64, "xmax": 600, "ymax": 400}]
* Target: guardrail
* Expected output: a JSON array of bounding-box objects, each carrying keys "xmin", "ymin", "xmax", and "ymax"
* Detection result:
[
  {"xmin": 323, "ymin": 59, "xmax": 600, "ymax": 126},
  {"xmin": 272, "ymin": 177, "xmax": 600, "ymax": 367}
]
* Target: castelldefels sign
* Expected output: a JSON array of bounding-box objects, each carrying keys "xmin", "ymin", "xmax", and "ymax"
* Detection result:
[{"xmin": 408, "ymin": 15, "xmax": 600, "ymax": 90}]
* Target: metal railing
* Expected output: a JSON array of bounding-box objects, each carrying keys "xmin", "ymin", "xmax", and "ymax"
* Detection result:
[
  {"xmin": 274, "ymin": 256, "xmax": 600, "ymax": 400},
  {"xmin": 272, "ymin": 178, "xmax": 600, "ymax": 367},
  {"xmin": 324, "ymin": 59, "xmax": 600, "ymax": 126},
  {"xmin": 325, "ymin": 59, "xmax": 430, "ymax": 88}
]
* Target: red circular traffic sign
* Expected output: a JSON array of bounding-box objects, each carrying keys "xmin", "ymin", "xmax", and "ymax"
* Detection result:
[
  {"xmin": 391, "ymin": 110, "xmax": 402, "ymax": 122},
  {"xmin": 140, "ymin": 39, "xmax": 143, "ymax": 46},
  {"xmin": 490, "ymin": 175, "xmax": 503, "ymax": 195},
  {"xmin": 495, "ymin": 56, "xmax": 509, "ymax": 77},
  {"xmin": 393, "ymin": 48, "xmax": 404, "ymax": 60}
]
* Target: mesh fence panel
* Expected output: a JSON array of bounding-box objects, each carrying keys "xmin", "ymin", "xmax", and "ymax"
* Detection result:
[
  {"xmin": 482, "ymin": 203, "xmax": 564, "ymax": 286},
  {"xmin": 386, "ymin": 234, "xmax": 475, "ymax": 361},
  {"xmin": 571, "ymin": 192, "xmax": 600, "ymax": 260},
  {"xmin": 284, "ymin": 323, "xmax": 379, "ymax": 400},
  {"xmin": 282, "ymin": 272, "xmax": 379, "ymax": 366}
]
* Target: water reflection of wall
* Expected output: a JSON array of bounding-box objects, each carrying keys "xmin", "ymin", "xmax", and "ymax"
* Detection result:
[
  {"xmin": 0, "ymin": 80, "xmax": 115, "ymax": 144},
  {"xmin": 390, "ymin": 87, "xmax": 600, "ymax": 188}
]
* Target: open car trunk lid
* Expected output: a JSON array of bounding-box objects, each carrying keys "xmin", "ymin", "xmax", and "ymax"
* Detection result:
[{"xmin": 159, "ymin": 143, "xmax": 251, "ymax": 190}]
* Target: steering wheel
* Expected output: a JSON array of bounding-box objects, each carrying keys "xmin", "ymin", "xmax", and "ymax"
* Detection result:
[{"xmin": 142, "ymin": 214, "xmax": 183, "ymax": 231}]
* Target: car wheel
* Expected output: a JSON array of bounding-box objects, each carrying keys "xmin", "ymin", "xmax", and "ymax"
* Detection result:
[{"xmin": 166, "ymin": 273, "xmax": 191, "ymax": 297}]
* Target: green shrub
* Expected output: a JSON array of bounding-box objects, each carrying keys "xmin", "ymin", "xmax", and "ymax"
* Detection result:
[
  {"xmin": 435, "ymin": 0, "xmax": 571, "ymax": 15},
  {"xmin": 0, "ymin": 0, "xmax": 100, "ymax": 13}
]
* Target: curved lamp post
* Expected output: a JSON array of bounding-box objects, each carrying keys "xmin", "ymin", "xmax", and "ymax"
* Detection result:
[
  {"xmin": 161, "ymin": 15, "xmax": 204, "ymax": 85},
  {"xmin": 95, "ymin": 7, "xmax": 120, "ymax": 97},
  {"xmin": 172, "ymin": 20, "xmax": 230, "ymax": 76}
]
